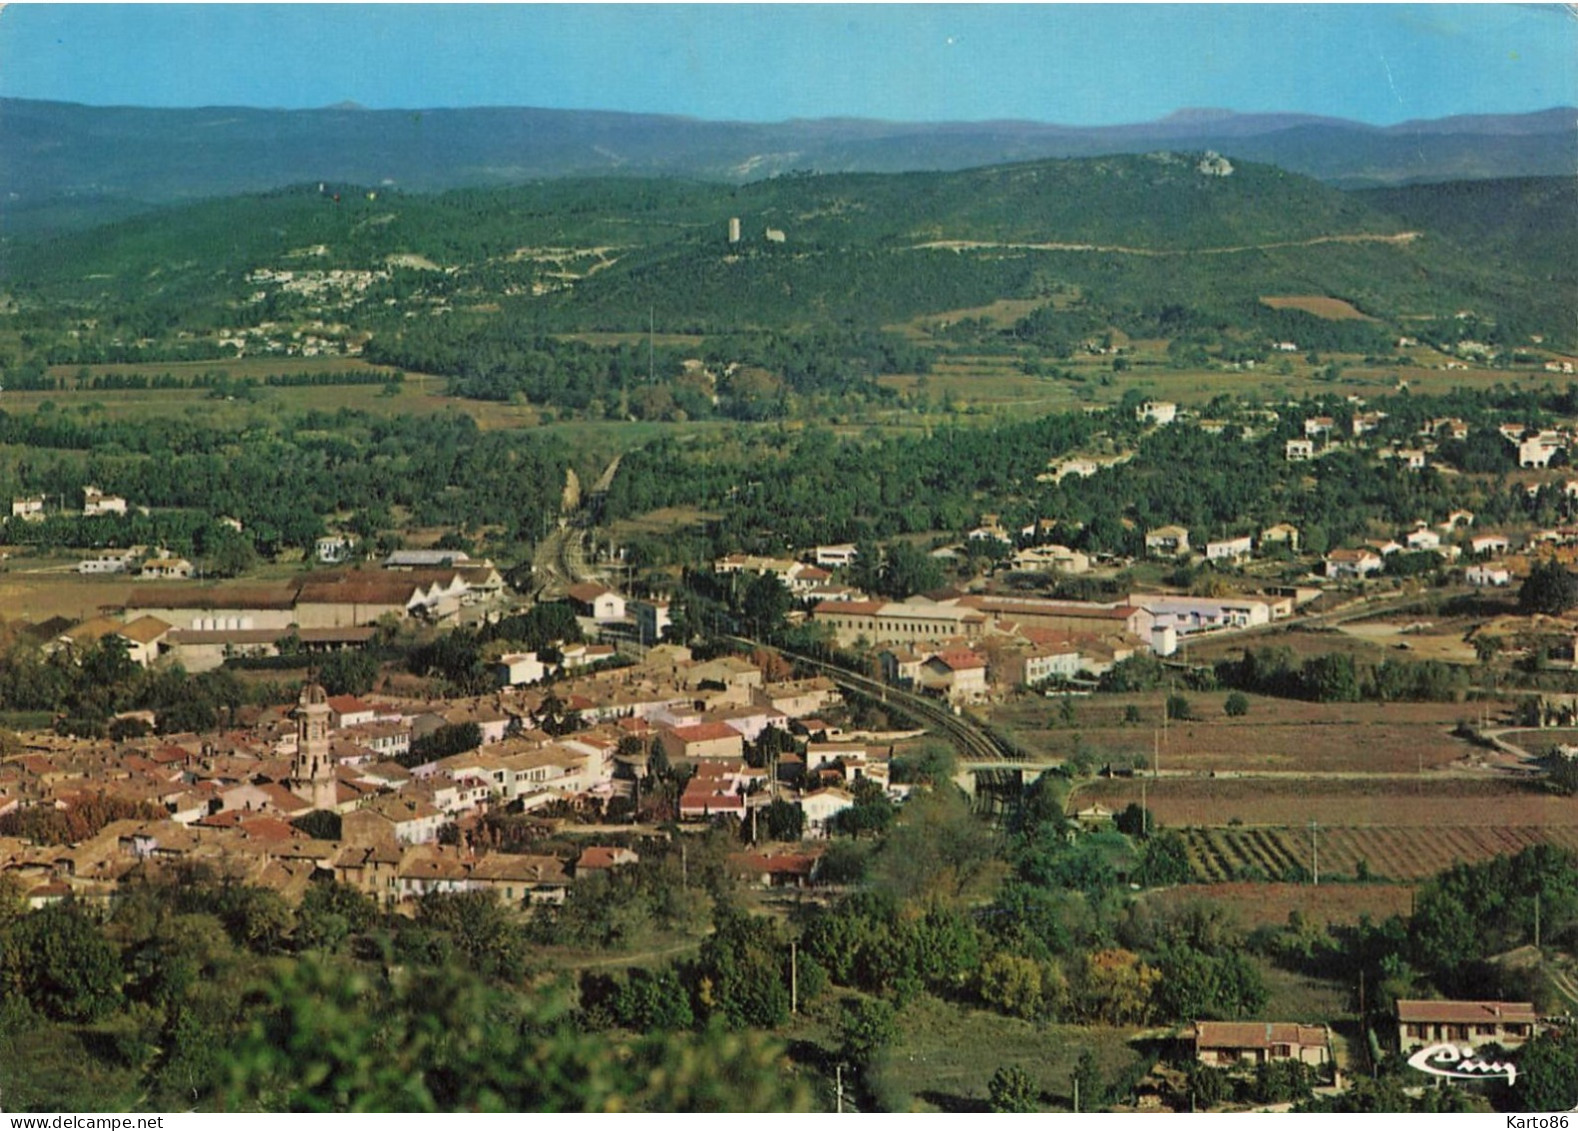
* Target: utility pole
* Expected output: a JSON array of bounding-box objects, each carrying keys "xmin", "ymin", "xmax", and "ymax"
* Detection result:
[
  {"xmin": 1073, "ymin": 1076, "xmax": 1079, "ymax": 1114},
  {"xmin": 1536, "ymin": 891, "xmax": 1542, "ymax": 949},
  {"xmin": 835, "ymin": 1065, "xmax": 845, "ymax": 1113},
  {"xmin": 1310, "ymin": 819, "xmax": 1319, "ymax": 885},
  {"xmin": 791, "ymin": 939, "xmax": 799, "ymax": 1014}
]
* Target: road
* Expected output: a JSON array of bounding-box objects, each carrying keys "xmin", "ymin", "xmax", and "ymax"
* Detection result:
[{"xmin": 913, "ymin": 231, "xmax": 1422, "ymax": 258}]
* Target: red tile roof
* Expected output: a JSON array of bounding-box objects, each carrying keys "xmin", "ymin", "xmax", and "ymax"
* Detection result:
[
  {"xmin": 668, "ymin": 722, "xmax": 743, "ymax": 744},
  {"xmin": 1396, "ymin": 1000, "xmax": 1536, "ymax": 1025},
  {"xmin": 1194, "ymin": 1022, "xmax": 1328, "ymax": 1050}
]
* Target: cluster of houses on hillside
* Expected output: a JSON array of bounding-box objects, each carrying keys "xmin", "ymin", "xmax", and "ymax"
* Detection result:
[
  {"xmin": 1185, "ymin": 997, "xmax": 1537, "ymax": 1082},
  {"xmin": 809, "ymin": 588, "xmax": 1316, "ymax": 701},
  {"xmin": 0, "ymin": 644, "xmax": 878, "ymax": 910},
  {"xmin": 11, "ymin": 486, "xmax": 138, "ymax": 523}
]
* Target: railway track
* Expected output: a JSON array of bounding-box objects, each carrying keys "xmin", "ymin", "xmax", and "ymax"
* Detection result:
[{"xmin": 727, "ymin": 635, "xmax": 1026, "ymax": 765}]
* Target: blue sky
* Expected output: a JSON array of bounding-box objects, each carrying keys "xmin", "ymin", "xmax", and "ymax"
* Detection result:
[{"xmin": 0, "ymin": 4, "xmax": 1573, "ymax": 125}]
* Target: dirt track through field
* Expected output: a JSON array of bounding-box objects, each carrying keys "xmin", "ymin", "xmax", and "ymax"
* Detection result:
[{"xmin": 913, "ymin": 231, "xmax": 1422, "ymax": 257}]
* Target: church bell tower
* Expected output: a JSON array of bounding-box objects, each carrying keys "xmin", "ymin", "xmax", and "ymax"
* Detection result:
[{"xmin": 290, "ymin": 681, "xmax": 337, "ymax": 811}]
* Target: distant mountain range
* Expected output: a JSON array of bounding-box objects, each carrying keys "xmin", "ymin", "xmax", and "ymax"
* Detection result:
[{"xmin": 1, "ymin": 98, "xmax": 1574, "ymax": 234}]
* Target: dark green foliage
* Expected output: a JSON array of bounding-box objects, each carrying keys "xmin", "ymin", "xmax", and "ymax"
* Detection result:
[
  {"xmin": 483, "ymin": 604, "xmax": 584, "ymax": 651},
  {"xmin": 1408, "ymin": 844, "xmax": 1578, "ymax": 992},
  {"xmin": 1223, "ymin": 691, "xmax": 1249, "ymax": 717},
  {"xmin": 763, "ymin": 798, "xmax": 805, "ymax": 842},
  {"xmin": 1154, "ymin": 945, "xmax": 1268, "ymax": 1023},
  {"xmin": 316, "ymin": 649, "xmax": 379, "ymax": 697},
  {"xmin": 1497, "ymin": 1028, "xmax": 1578, "ymax": 1112},
  {"xmin": 1072, "ymin": 1048, "xmax": 1104, "ymax": 1112},
  {"xmin": 988, "ymin": 1064, "xmax": 1038, "ymax": 1113},
  {"xmin": 876, "ymin": 542, "xmax": 945, "ymax": 600},
  {"xmin": 838, "ymin": 997, "xmax": 898, "ymax": 1068},
  {"xmin": 1099, "ymin": 655, "xmax": 1167, "ymax": 694},
  {"xmin": 693, "ymin": 908, "xmax": 791, "ymax": 1029},
  {"xmin": 294, "ymin": 881, "xmax": 377, "ymax": 954},
  {"xmin": 1252, "ymin": 1059, "xmax": 1315, "ymax": 1104},
  {"xmin": 402, "ymin": 721, "xmax": 483, "ymax": 767},
  {"xmin": 413, "ymin": 890, "xmax": 528, "ymax": 983},
  {"xmin": 0, "ymin": 900, "xmax": 123, "ymax": 1022},
  {"xmin": 290, "ymin": 810, "xmax": 342, "ymax": 841},
  {"xmin": 215, "ymin": 958, "xmax": 808, "ymax": 1111},
  {"xmin": 1114, "ymin": 802, "xmax": 1153, "ymax": 838},
  {"xmin": 830, "ymin": 777, "xmax": 896, "ymax": 839},
  {"xmin": 1295, "ymin": 1072, "xmax": 1489, "ymax": 1112},
  {"xmin": 608, "ymin": 966, "xmax": 695, "ymax": 1032},
  {"xmin": 1165, "ymin": 694, "xmax": 1193, "ymax": 721},
  {"xmin": 1135, "ymin": 831, "xmax": 1192, "ymax": 887},
  {"xmin": 1521, "ymin": 558, "xmax": 1578, "ymax": 616},
  {"xmin": 1299, "ymin": 653, "xmax": 1361, "ymax": 703},
  {"xmin": 1184, "ymin": 1062, "xmax": 1230, "ymax": 1110},
  {"xmin": 741, "ymin": 573, "xmax": 793, "ymax": 637},
  {"xmin": 889, "ymin": 742, "xmax": 957, "ymax": 786}
]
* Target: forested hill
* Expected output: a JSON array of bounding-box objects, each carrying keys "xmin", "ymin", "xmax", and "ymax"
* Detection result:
[
  {"xmin": 6, "ymin": 153, "xmax": 1568, "ymax": 350},
  {"xmin": 11, "ymin": 152, "xmax": 1395, "ymax": 283},
  {"xmin": 4, "ymin": 97, "xmax": 1574, "ymax": 234},
  {"xmin": 1358, "ymin": 177, "xmax": 1578, "ymax": 287}
]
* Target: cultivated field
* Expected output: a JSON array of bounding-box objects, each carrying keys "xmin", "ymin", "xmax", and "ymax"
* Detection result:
[
  {"xmin": 1178, "ymin": 824, "xmax": 1578, "ymax": 883},
  {"xmin": 1143, "ymin": 881, "xmax": 1415, "ymax": 929},
  {"xmin": 993, "ymin": 693, "xmax": 1494, "ymax": 774},
  {"xmin": 604, "ymin": 506, "xmax": 725, "ymax": 541},
  {"xmin": 1334, "ymin": 617, "xmax": 1480, "ymax": 664},
  {"xmin": 1074, "ymin": 776, "xmax": 1573, "ymax": 830},
  {"xmin": 1259, "ymin": 295, "xmax": 1375, "ymax": 321}
]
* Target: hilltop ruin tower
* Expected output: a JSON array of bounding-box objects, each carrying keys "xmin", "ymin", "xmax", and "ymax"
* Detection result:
[
  {"xmin": 289, "ymin": 681, "xmax": 337, "ymax": 811},
  {"xmin": 728, "ymin": 216, "xmax": 741, "ymax": 244}
]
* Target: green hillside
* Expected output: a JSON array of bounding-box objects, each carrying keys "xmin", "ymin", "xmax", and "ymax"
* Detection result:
[
  {"xmin": 1360, "ymin": 176, "xmax": 1578, "ymax": 285},
  {"xmin": 1, "ymin": 156, "xmax": 1572, "ymax": 393}
]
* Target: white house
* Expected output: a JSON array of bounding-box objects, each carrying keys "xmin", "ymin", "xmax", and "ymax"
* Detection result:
[
  {"xmin": 1137, "ymin": 401, "xmax": 1178, "ymax": 426},
  {"xmin": 1205, "ymin": 536, "xmax": 1254, "ymax": 563},
  {"xmin": 1519, "ymin": 433, "xmax": 1564, "ymax": 469},
  {"xmin": 316, "ymin": 535, "xmax": 356, "ymax": 563},
  {"xmin": 1145, "ymin": 525, "xmax": 1191, "ymax": 556},
  {"xmin": 1010, "ymin": 544, "xmax": 1090, "ymax": 574},
  {"xmin": 1304, "ymin": 416, "xmax": 1335, "ymax": 438},
  {"xmin": 814, "ymin": 544, "xmax": 859, "ymax": 568},
  {"xmin": 494, "ymin": 652, "xmax": 547, "ymax": 687},
  {"xmin": 83, "ymin": 486, "xmax": 128, "ymax": 517},
  {"xmin": 139, "ymin": 557, "xmax": 194, "ymax": 580},
  {"xmin": 10, "ymin": 496, "xmax": 44, "ymax": 522},
  {"xmin": 800, "ymin": 787, "xmax": 856, "ymax": 837},
  {"xmin": 1260, "ymin": 523, "xmax": 1301, "ymax": 552},
  {"xmin": 632, "ymin": 598, "xmax": 673, "ymax": 645},
  {"xmin": 1466, "ymin": 564, "xmax": 1512, "ymax": 587},
  {"xmin": 1285, "ymin": 439, "xmax": 1315, "ymax": 462},
  {"xmin": 1404, "ymin": 528, "xmax": 1442, "ymax": 552},
  {"xmin": 78, "ymin": 548, "xmax": 140, "ymax": 574},
  {"xmin": 917, "ymin": 650, "xmax": 989, "ymax": 703},
  {"xmin": 1470, "ymin": 534, "xmax": 1511, "ymax": 556},
  {"xmin": 1324, "ymin": 548, "xmax": 1384, "ymax": 579},
  {"xmin": 566, "ymin": 583, "xmax": 627, "ymax": 622}
]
